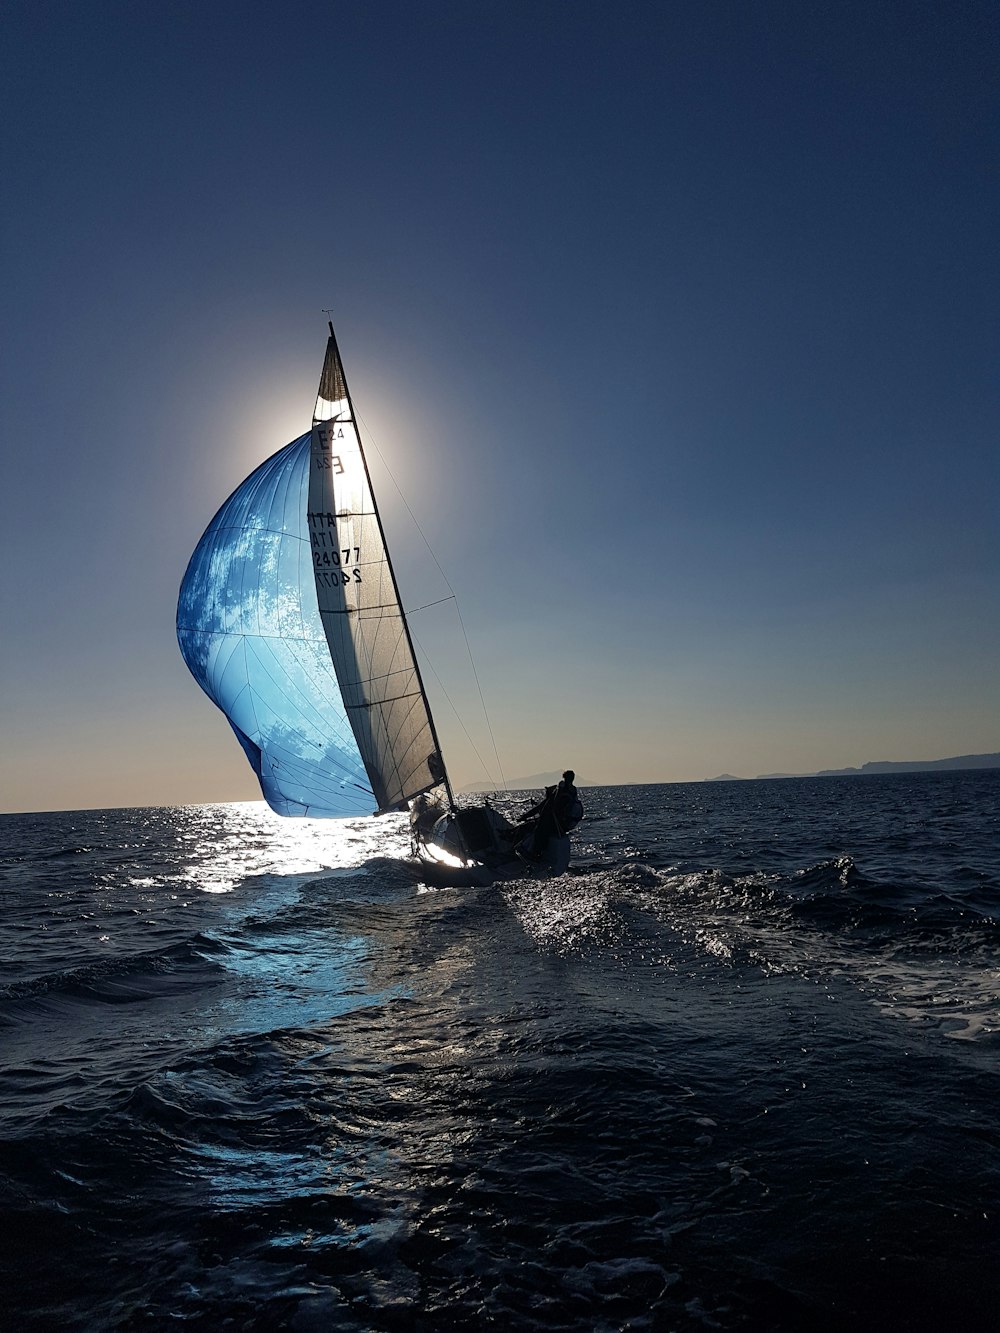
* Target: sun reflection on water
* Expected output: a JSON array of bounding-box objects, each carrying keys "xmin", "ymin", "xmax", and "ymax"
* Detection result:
[{"xmin": 173, "ymin": 802, "xmax": 411, "ymax": 894}]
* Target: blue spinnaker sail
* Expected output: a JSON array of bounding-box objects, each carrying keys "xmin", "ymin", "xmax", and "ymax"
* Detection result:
[{"xmin": 176, "ymin": 433, "xmax": 377, "ymax": 817}]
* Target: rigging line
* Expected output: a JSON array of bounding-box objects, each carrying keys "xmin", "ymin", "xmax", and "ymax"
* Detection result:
[
  {"xmin": 452, "ymin": 598, "xmax": 508, "ymax": 794},
  {"xmin": 355, "ymin": 407, "xmax": 508, "ymax": 793},
  {"xmin": 407, "ymin": 594, "xmax": 456, "ymax": 615},
  {"xmin": 354, "ymin": 409, "xmax": 455, "ymax": 595},
  {"xmin": 408, "ymin": 625, "xmax": 499, "ymax": 789}
]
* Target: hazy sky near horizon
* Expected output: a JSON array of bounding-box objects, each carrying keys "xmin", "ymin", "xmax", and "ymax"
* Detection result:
[{"xmin": 2, "ymin": 0, "xmax": 998, "ymax": 813}]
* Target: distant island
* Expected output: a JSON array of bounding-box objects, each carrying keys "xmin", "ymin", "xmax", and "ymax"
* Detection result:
[
  {"xmin": 462, "ymin": 771, "xmax": 599, "ymax": 794},
  {"xmin": 706, "ymin": 752, "xmax": 1000, "ymax": 781}
]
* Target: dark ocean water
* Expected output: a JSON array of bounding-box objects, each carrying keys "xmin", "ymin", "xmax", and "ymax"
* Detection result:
[{"xmin": 1, "ymin": 771, "xmax": 998, "ymax": 1331}]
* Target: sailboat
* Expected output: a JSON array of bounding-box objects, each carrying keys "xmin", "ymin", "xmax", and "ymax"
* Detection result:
[{"xmin": 176, "ymin": 322, "xmax": 581, "ymax": 880}]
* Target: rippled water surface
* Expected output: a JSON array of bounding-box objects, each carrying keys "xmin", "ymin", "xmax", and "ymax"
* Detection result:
[{"xmin": 1, "ymin": 772, "xmax": 998, "ymax": 1330}]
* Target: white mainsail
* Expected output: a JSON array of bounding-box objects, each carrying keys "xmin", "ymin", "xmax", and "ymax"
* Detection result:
[{"xmin": 307, "ymin": 327, "xmax": 448, "ymax": 811}]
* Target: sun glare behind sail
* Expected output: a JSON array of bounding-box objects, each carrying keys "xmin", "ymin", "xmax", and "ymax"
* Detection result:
[{"xmin": 176, "ymin": 434, "xmax": 376, "ymax": 818}]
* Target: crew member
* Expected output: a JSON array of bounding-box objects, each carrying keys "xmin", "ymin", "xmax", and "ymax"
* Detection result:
[{"xmin": 522, "ymin": 769, "xmax": 579, "ymax": 859}]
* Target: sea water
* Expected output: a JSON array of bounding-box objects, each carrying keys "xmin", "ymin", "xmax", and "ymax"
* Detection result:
[{"xmin": 1, "ymin": 771, "xmax": 998, "ymax": 1330}]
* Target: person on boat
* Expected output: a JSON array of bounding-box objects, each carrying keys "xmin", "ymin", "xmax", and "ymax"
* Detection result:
[
  {"xmin": 521, "ymin": 770, "xmax": 580, "ymax": 860},
  {"xmin": 409, "ymin": 791, "xmax": 442, "ymax": 845},
  {"xmin": 553, "ymin": 770, "xmax": 579, "ymax": 828}
]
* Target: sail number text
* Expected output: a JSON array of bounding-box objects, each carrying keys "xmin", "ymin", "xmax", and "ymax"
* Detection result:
[
  {"xmin": 313, "ymin": 546, "xmax": 361, "ymax": 567},
  {"xmin": 312, "ymin": 543, "xmax": 362, "ymax": 582},
  {"xmin": 315, "ymin": 454, "xmax": 344, "ymax": 472},
  {"xmin": 315, "ymin": 567, "xmax": 362, "ymax": 587},
  {"xmin": 314, "ymin": 422, "xmax": 346, "ymax": 472},
  {"xmin": 308, "ymin": 512, "xmax": 362, "ymax": 585}
]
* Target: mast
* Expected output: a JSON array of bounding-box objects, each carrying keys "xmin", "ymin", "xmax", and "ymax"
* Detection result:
[{"xmin": 318, "ymin": 319, "xmax": 457, "ymax": 813}]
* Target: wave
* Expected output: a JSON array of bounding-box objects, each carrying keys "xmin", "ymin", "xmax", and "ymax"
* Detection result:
[
  {"xmin": 635, "ymin": 853, "xmax": 995, "ymax": 939},
  {"xmin": 0, "ymin": 932, "xmax": 230, "ymax": 1009},
  {"xmin": 611, "ymin": 856, "xmax": 1000, "ymax": 1041},
  {"xmin": 779, "ymin": 858, "xmax": 998, "ymax": 940}
]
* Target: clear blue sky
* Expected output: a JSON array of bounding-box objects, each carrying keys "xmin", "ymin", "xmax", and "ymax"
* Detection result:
[{"xmin": 2, "ymin": 0, "xmax": 997, "ymax": 811}]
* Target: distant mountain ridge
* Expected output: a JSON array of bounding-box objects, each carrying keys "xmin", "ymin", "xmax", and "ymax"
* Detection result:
[
  {"xmin": 706, "ymin": 752, "xmax": 1000, "ymax": 781},
  {"xmin": 461, "ymin": 771, "xmax": 599, "ymax": 794}
]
